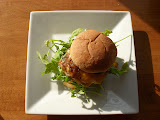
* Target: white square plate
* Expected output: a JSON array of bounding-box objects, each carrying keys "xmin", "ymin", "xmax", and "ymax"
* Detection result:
[{"xmin": 25, "ymin": 10, "xmax": 139, "ymax": 115}]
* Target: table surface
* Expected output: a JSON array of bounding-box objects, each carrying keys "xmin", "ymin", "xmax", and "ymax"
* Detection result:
[{"xmin": 0, "ymin": 0, "xmax": 160, "ymax": 120}]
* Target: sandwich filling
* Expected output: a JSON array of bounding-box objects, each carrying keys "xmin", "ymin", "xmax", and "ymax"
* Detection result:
[{"xmin": 59, "ymin": 49, "xmax": 107, "ymax": 87}]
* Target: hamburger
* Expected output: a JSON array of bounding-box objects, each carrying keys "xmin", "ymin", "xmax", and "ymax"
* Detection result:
[{"xmin": 59, "ymin": 30, "xmax": 117, "ymax": 87}]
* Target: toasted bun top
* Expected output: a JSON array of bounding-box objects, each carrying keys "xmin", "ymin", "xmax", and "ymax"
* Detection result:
[{"xmin": 70, "ymin": 30, "xmax": 117, "ymax": 73}]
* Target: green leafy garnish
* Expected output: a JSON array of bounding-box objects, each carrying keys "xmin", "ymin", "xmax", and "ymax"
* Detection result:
[
  {"xmin": 71, "ymin": 82, "xmax": 104, "ymax": 102},
  {"xmin": 69, "ymin": 28, "xmax": 84, "ymax": 41},
  {"xmin": 52, "ymin": 73, "xmax": 71, "ymax": 81},
  {"xmin": 43, "ymin": 59, "xmax": 59, "ymax": 74},
  {"xmin": 102, "ymin": 29, "xmax": 112, "ymax": 36},
  {"xmin": 37, "ymin": 28, "xmax": 130, "ymax": 102},
  {"xmin": 121, "ymin": 62, "xmax": 129, "ymax": 73},
  {"xmin": 114, "ymin": 35, "xmax": 132, "ymax": 45},
  {"xmin": 70, "ymin": 89, "xmax": 77, "ymax": 97},
  {"xmin": 109, "ymin": 62, "xmax": 129, "ymax": 76},
  {"xmin": 54, "ymin": 50, "xmax": 62, "ymax": 61},
  {"xmin": 99, "ymin": 84, "xmax": 105, "ymax": 91},
  {"xmin": 37, "ymin": 52, "xmax": 49, "ymax": 65},
  {"xmin": 37, "ymin": 28, "xmax": 86, "ymax": 97}
]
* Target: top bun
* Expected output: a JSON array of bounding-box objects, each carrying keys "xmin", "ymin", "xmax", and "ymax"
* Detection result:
[{"xmin": 70, "ymin": 30, "xmax": 117, "ymax": 73}]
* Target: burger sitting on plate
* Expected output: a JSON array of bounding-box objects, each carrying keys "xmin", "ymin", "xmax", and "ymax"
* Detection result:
[
  {"xmin": 37, "ymin": 28, "xmax": 129, "ymax": 99},
  {"xmin": 59, "ymin": 30, "xmax": 117, "ymax": 87}
]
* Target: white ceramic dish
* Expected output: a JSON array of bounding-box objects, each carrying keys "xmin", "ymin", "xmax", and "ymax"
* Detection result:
[{"xmin": 25, "ymin": 10, "xmax": 139, "ymax": 115}]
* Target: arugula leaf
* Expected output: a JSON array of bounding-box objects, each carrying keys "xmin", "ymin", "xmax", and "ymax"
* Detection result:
[
  {"xmin": 78, "ymin": 90, "xmax": 85, "ymax": 94},
  {"xmin": 70, "ymin": 89, "xmax": 76, "ymax": 97},
  {"xmin": 65, "ymin": 76, "xmax": 71, "ymax": 82},
  {"xmin": 71, "ymin": 82, "xmax": 88, "ymax": 100},
  {"xmin": 45, "ymin": 39, "xmax": 52, "ymax": 47},
  {"xmin": 52, "ymin": 74, "xmax": 66, "ymax": 80},
  {"xmin": 68, "ymin": 28, "xmax": 84, "ymax": 45},
  {"xmin": 119, "ymin": 62, "xmax": 129, "ymax": 74},
  {"xmin": 114, "ymin": 35, "xmax": 131, "ymax": 44},
  {"xmin": 99, "ymin": 84, "xmax": 105, "ymax": 91},
  {"xmin": 51, "ymin": 66, "xmax": 71, "ymax": 81},
  {"xmin": 85, "ymin": 91, "xmax": 104, "ymax": 96},
  {"xmin": 60, "ymin": 42, "xmax": 72, "ymax": 49},
  {"xmin": 55, "ymin": 44, "xmax": 59, "ymax": 50},
  {"xmin": 109, "ymin": 67, "xmax": 121, "ymax": 76},
  {"xmin": 69, "ymin": 28, "xmax": 84, "ymax": 40},
  {"xmin": 37, "ymin": 51, "xmax": 49, "ymax": 65},
  {"xmin": 61, "ymin": 47, "xmax": 68, "ymax": 54},
  {"xmin": 102, "ymin": 29, "xmax": 112, "ymax": 36},
  {"xmin": 45, "ymin": 39, "xmax": 64, "ymax": 47},
  {"xmin": 109, "ymin": 62, "xmax": 129, "ymax": 75},
  {"xmin": 58, "ymin": 66, "xmax": 64, "ymax": 74},
  {"xmin": 54, "ymin": 50, "xmax": 62, "ymax": 61},
  {"xmin": 71, "ymin": 81, "xmax": 104, "ymax": 102},
  {"xmin": 43, "ymin": 59, "xmax": 59, "ymax": 74}
]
